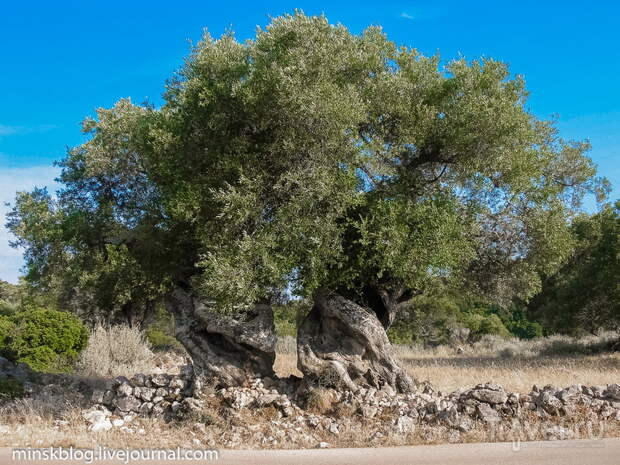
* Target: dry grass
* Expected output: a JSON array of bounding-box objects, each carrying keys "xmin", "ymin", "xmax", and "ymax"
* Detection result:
[
  {"xmin": 1, "ymin": 329, "xmax": 618, "ymax": 449},
  {"xmin": 274, "ymin": 332, "xmax": 620, "ymax": 394},
  {"xmin": 1, "ymin": 396, "xmax": 618, "ymax": 450},
  {"xmin": 76, "ymin": 323, "xmax": 158, "ymax": 378},
  {"xmin": 303, "ymin": 388, "xmax": 336, "ymax": 414},
  {"xmin": 400, "ymin": 352, "xmax": 620, "ymax": 393}
]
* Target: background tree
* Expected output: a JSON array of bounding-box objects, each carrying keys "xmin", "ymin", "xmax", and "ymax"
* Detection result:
[
  {"xmin": 0, "ymin": 280, "xmax": 19, "ymax": 315},
  {"xmin": 528, "ymin": 201, "xmax": 619, "ymax": 334},
  {"xmin": 6, "ymin": 12, "xmax": 607, "ymax": 390}
]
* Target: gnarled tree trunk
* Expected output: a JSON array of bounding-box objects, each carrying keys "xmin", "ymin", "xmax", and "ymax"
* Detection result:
[
  {"xmin": 165, "ymin": 286, "xmax": 276, "ymax": 387},
  {"xmin": 297, "ymin": 292, "xmax": 415, "ymax": 394}
]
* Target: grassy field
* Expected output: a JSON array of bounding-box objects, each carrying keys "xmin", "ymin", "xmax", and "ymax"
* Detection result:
[{"xmin": 275, "ymin": 332, "xmax": 620, "ymax": 393}]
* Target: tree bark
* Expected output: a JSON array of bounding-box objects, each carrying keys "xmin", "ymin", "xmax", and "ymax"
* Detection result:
[
  {"xmin": 296, "ymin": 292, "xmax": 415, "ymax": 394},
  {"xmin": 165, "ymin": 286, "xmax": 276, "ymax": 387},
  {"xmin": 338, "ymin": 284, "xmax": 416, "ymax": 330}
]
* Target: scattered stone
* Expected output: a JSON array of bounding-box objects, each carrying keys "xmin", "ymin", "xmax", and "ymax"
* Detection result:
[
  {"xmin": 89, "ymin": 389, "xmax": 104, "ymax": 404},
  {"xmin": 136, "ymin": 387, "xmax": 156, "ymax": 402},
  {"xmin": 370, "ymin": 431, "xmax": 384, "ymax": 441},
  {"xmin": 169, "ymin": 377, "xmax": 186, "ymax": 390},
  {"xmin": 545, "ymin": 426, "xmax": 574, "ymax": 440},
  {"xmin": 114, "ymin": 396, "xmax": 142, "ymax": 413},
  {"xmin": 182, "ymin": 397, "xmax": 203, "ymax": 412},
  {"xmin": 457, "ymin": 416, "xmax": 474, "ymax": 432},
  {"xmin": 113, "ymin": 376, "xmax": 130, "ymax": 387},
  {"xmin": 151, "ymin": 374, "xmax": 169, "ymax": 387},
  {"xmin": 83, "ymin": 409, "xmax": 107, "ymax": 425},
  {"xmin": 152, "ymin": 404, "xmax": 165, "ymax": 416},
  {"xmin": 438, "ymin": 406, "xmax": 459, "ymax": 427},
  {"xmin": 471, "ymin": 389, "xmax": 508, "ymax": 405},
  {"xmin": 83, "ymin": 409, "xmax": 113, "ymax": 433},
  {"xmin": 395, "ymin": 415, "xmax": 416, "ymax": 433},
  {"xmin": 117, "ymin": 382, "xmax": 133, "ymax": 397},
  {"xmin": 328, "ymin": 422, "xmax": 339, "ymax": 435},
  {"xmin": 558, "ymin": 385, "xmax": 582, "ymax": 403},
  {"xmin": 476, "ymin": 403, "xmax": 500, "ymax": 423},
  {"xmin": 360, "ymin": 405, "xmax": 379, "ymax": 419},
  {"xmin": 537, "ymin": 392, "xmax": 563, "ymax": 416},
  {"xmin": 90, "ymin": 419, "xmax": 112, "ymax": 432},
  {"xmin": 139, "ymin": 402, "xmax": 153, "ymax": 416},
  {"xmin": 255, "ymin": 393, "xmax": 279, "ymax": 408},
  {"xmin": 131, "ymin": 374, "xmax": 146, "ymax": 387},
  {"xmin": 23, "ymin": 358, "xmax": 619, "ymax": 451},
  {"xmin": 605, "ymin": 384, "xmax": 620, "ymax": 401}
]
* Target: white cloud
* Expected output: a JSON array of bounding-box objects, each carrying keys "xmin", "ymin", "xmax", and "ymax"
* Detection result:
[
  {"xmin": 0, "ymin": 125, "xmax": 19, "ymax": 137},
  {"xmin": 400, "ymin": 12, "xmax": 415, "ymax": 20},
  {"xmin": 0, "ymin": 124, "xmax": 58, "ymax": 139},
  {"xmin": 0, "ymin": 165, "xmax": 60, "ymax": 283}
]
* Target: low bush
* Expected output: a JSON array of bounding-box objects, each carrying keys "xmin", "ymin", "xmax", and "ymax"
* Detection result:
[
  {"xmin": 146, "ymin": 328, "xmax": 183, "ymax": 352},
  {"xmin": 0, "ymin": 309, "xmax": 88, "ymax": 373},
  {"xmin": 0, "ymin": 378, "xmax": 24, "ymax": 399},
  {"xmin": 273, "ymin": 300, "xmax": 311, "ymax": 338},
  {"xmin": 0, "ymin": 301, "xmax": 16, "ymax": 317},
  {"xmin": 508, "ymin": 319, "xmax": 543, "ymax": 340},
  {"xmin": 0, "ymin": 317, "xmax": 14, "ymax": 349},
  {"xmin": 144, "ymin": 306, "xmax": 184, "ymax": 352}
]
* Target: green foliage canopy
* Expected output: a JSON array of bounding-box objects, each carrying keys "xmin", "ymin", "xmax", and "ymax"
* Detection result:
[
  {"xmin": 6, "ymin": 13, "xmax": 607, "ymax": 318},
  {"xmin": 528, "ymin": 201, "xmax": 619, "ymax": 334}
]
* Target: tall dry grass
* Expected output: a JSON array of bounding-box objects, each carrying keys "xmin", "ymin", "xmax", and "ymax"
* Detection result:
[
  {"xmin": 76, "ymin": 323, "xmax": 157, "ymax": 378},
  {"xmin": 1, "ymin": 329, "xmax": 619, "ymax": 449},
  {"xmin": 274, "ymin": 331, "xmax": 620, "ymax": 393},
  {"xmin": 398, "ymin": 331, "xmax": 620, "ymax": 392}
]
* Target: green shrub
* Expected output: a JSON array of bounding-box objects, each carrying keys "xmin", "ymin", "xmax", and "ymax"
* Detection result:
[
  {"xmin": 0, "ymin": 316, "xmax": 15, "ymax": 346},
  {"xmin": 387, "ymin": 323, "xmax": 416, "ymax": 345},
  {"xmin": 508, "ymin": 319, "xmax": 543, "ymax": 340},
  {"xmin": 388, "ymin": 295, "xmax": 463, "ymax": 346},
  {"xmin": 0, "ymin": 316, "xmax": 17, "ymax": 361},
  {"xmin": 146, "ymin": 328, "xmax": 183, "ymax": 351},
  {"xmin": 0, "ymin": 300, "xmax": 17, "ymax": 317},
  {"xmin": 273, "ymin": 300, "xmax": 310, "ymax": 338},
  {"xmin": 144, "ymin": 305, "xmax": 183, "ymax": 352},
  {"xmin": 0, "ymin": 309, "xmax": 88, "ymax": 373},
  {"xmin": 0, "ymin": 378, "xmax": 24, "ymax": 399},
  {"xmin": 478, "ymin": 314, "xmax": 511, "ymax": 338},
  {"xmin": 459, "ymin": 312, "xmax": 511, "ymax": 341}
]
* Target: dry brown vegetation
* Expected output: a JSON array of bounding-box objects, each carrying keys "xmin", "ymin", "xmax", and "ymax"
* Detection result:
[
  {"xmin": 76, "ymin": 323, "xmax": 189, "ymax": 378},
  {"xmin": 0, "ymin": 394, "xmax": 618, "ymax": 450},
  {"xmin": 76, "ymin": 324, "xmax": 158, "ymax": 378},
  {"xmin": 275, "ymin": 332, "xmax": 620, "ymax": 393},
  {"xmin": 1, "ymin": 331, "xmax": 619, "ymax": 450}
]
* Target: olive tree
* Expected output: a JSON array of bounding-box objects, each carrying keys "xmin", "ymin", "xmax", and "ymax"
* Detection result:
[{"xmin": 7, "ymin": 13, "xmax": 607, "ymax": 390}]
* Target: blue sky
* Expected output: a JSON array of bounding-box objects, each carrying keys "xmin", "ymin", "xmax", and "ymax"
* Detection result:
[{"xmin": 1, "ymin": 0, "xmax": 618, "ymax": 283}]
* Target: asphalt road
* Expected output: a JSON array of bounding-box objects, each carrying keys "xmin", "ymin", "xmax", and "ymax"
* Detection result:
[{"xmin": 2, "ymin": 438, "xmax": 620, "ymax": 465}]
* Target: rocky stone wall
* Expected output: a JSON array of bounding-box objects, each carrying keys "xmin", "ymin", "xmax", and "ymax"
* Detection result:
[
  {"xmin": 89, "ymin": 366, "xmax": 201, "ymax": 420},
  {"xmin": 2, "ymin": 354, "xmax": 620, "ymax": 445},
  {"xmin": 218, "ymin": 378, "xmax": 620, "ymax": 443}
]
